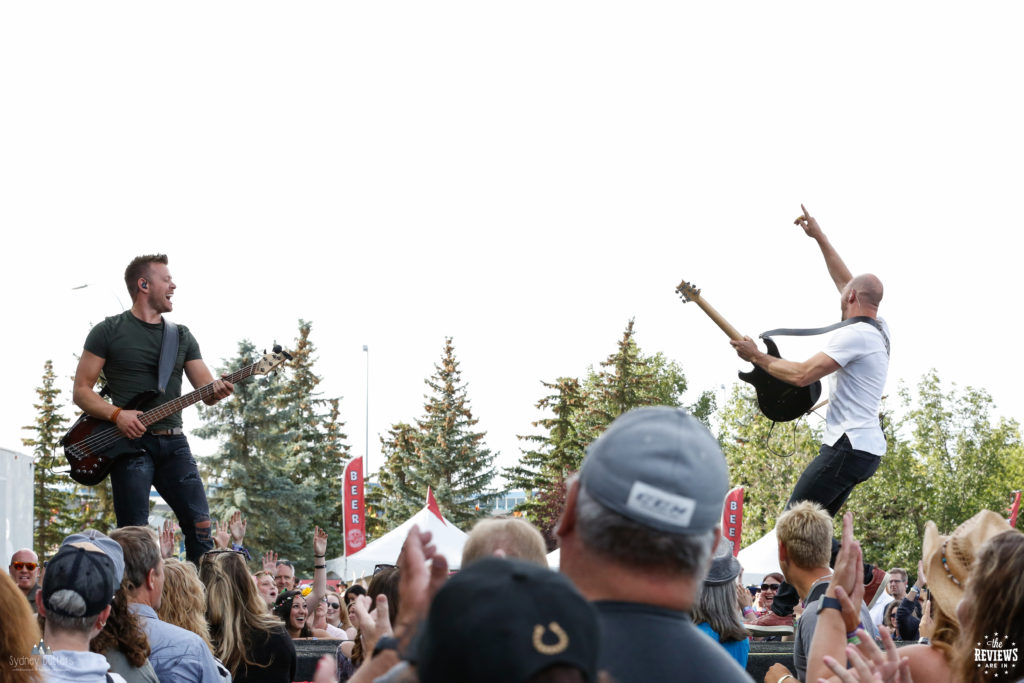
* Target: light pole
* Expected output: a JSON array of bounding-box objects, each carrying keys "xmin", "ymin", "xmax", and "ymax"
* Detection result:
[{"xmin": 363, "ymin": 344, "xmax": 369, "ymax": 480}]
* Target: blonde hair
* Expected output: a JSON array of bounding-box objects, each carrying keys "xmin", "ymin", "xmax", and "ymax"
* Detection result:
[
  {"xmin": 157, "ymin": 559, "xmax": 214, "ymax": 653},
  {"xmin": 462, "ymin": 517, "xmax": 548, "ymax": 568},
  {"xmin": 0, "ymin": 571, "xmax": 43, "ymax": 683},
  {"xmin": 954, "ymin": 531, "xmax": 1024, "ymax": 682},
  {"xmin": 776, "ymin": 501, "xmax": 832, "ymax": 569},
  {"xmin": 204, "ymin": 551, "xmax": 287, "ymax": 678}
]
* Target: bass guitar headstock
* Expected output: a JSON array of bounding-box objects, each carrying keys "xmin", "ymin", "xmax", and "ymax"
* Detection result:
[
  {"xmin": 675, "ymin": 279, "xmax": 702, "ymax": 303},
  {"xmin": 254, "ymin": 345, "xmax": 293, "ymax": 376}
]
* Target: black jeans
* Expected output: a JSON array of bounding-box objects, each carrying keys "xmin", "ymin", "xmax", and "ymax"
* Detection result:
[
  {"xmin": 110, "ymin": 433, "xmax": 213, "ymax": 564},
  {"xmin": 772, "ymin": 434, "xmax": 881, "ymax": 617}
]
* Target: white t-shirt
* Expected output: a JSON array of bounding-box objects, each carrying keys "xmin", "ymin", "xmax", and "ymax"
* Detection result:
[{"xmin": 821, "ymin": 318, "xmax": 890, "ymax": 456}]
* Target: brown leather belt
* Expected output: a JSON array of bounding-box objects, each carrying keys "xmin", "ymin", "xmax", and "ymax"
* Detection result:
[{"xmin": 149, "ymin": 428, "xmax": 185, "ymax": 436}]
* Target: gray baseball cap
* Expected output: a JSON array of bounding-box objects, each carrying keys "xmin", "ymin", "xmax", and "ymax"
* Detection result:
[
  {"xmin": 579, "ymin": 406, "xmax": 730, "ymax": 535},
  {"xmin": 62, "ymin": 529, "xmax": 125, "ymax": 586}
]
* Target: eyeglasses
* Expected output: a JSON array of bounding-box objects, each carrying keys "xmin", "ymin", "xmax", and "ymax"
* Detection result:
[
  {"xmin": 760, "ymin": 583, "xmax": 781, "ymax": 592},
  {"xmin": 11, "ymin": 562, "xmax": 38, "ymax": 571}
]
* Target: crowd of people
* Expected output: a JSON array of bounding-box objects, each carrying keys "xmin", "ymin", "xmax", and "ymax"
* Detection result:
[
  {"xmin": 3, "ymin": 216, "xmax": 1022, "ymax": 682},
  {"xmin": 4, "ymin": 405, "xmax": 1023, "ymax": 683}
]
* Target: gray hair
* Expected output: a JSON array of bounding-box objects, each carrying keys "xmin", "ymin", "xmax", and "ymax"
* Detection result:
[
  {"xmin": 576, "ymin": 482, "xmax": 716, "ymax": 578},
  {"xmin": 45, "ymin": 590, "xmax": 97, "ymax": 634},
  {"xmin": 691, "ymin": 581, "xmax": 748, "ymax": 642}
]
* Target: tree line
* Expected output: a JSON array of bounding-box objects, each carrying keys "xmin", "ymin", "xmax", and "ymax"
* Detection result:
[{"xmin": 23, "ymin": 318, "xmax": 1024, "ymax": 574}]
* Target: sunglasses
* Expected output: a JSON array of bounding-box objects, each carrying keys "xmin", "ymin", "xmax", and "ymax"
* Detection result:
[
  {"xmin": 11, "ymin": 562, "xmax": 38, "ymax": 571},
  {"xmin": 760, "ymin": 583, "xmax": 781, "ymax": 591},
  {"xmin": 373, "ymin": 563, "xmax": 396, "ymax": 575},
  {"xmin": 201, "ymin": 549, "xmax": 244, "ymax": 563},
  {"xmin": 326, "ymin": 601, "xmax": 341, "ymax": 610}
]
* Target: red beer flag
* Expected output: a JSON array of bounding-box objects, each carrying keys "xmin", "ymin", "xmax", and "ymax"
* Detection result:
[
  {"xmin": 722, "ymin": 487, "xmax": 744, "ymax": 556},
  {"xmin": 1008, "ymin": 490, "xmax": 1022, "ymax": 529},
  {"xmin": 344, "ymin": 457, "xmax": 366, "ymax": 556}
]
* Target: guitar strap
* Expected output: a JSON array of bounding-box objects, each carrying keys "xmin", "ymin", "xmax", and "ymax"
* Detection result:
[
  {"xmin": 158, "ymin": 319, "xmax": 179, "ymax": 394},
  {"xmin": 759, "ymin": 316, "xmax": 890, "ymax": 357}
]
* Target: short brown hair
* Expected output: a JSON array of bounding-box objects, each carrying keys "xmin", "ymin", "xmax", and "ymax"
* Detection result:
[
  {"xmin": 110, "ymin": 526, "xmax": 160, "ymax": 592},
  {"xmin": 124, "ymin": 254, "xmax": 168, "ymax": 299},
  {"xmin": 776, "ymin": 501, "xmax": 832, "ymax": 569},
  {"xmin": 888, "ymin": 567, "xmax": 908, "ymax": 583}
]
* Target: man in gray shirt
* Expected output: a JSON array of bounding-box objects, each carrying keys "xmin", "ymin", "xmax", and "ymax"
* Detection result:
[{"xmin": 556, "ymin": 407, "xmax": 752, "ymax": 683}]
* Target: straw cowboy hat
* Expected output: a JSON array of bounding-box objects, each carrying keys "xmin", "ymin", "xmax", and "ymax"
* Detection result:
[{"xmin": 922, "ymin": 509, "xmax": 1014, "ymax": 617}]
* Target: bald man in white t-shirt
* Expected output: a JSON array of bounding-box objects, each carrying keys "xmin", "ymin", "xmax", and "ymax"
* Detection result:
[{"xmin": 731, "ymin": 205, "xmax": 890, "ymax": 630}]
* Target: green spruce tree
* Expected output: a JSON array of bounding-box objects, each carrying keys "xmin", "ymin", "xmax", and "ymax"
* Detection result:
[
  {"xmin": 23, "ymin": 360, "xmax": 77, "ymax": 556},
  {"xmin": 372, "ymin": 338, "xmax": 496, "ymax": 531},
  {"xmin": 367, "ymin": 422, "xmax": 422, "ymax": 539},
  {"xmin": 507, "ymin": 320, "xmax": 708, "ymax": 545},
  {"xmin": 579, "ymin": 319, "xmax": 693, "ymax": 441},
  {"xmin": 271, "ymin": 322, "xmax": 350, "ymax": 567},
  {"xmin": 504, "ymin": 378, "xmax": 587, "ymax": 544},
  {"xmin": 196, "ymin": 339, "xmax": 313, "ymax": 568}
]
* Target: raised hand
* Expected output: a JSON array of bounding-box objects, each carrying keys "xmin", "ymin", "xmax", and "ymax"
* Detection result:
[
  {"xmin": 831, "ymin": 512, "xmax": 863, "ymax": 597},
  {"xmin": 313, "ymin": 526, "xmax": 328, "ymax": 558},
  {"xmin": 213, "ymin": 519, "xmax": 231, "ymax": 549},
  {"xmin": 919, "ymin": 598, "xmax": 935, "ymax": 640},
  {"xmin": 229, "ymin": 511, "xmax": 247, "ymax": 546},
  {"xmin": 160, "ymin": 519, "xmax": 176, "ymax": 559},
  {"xmin": 262, "ymin": 550, "xmax": 278, "ymax": 574},
  {"xmin": 352, "ymin": 593, "xmax": 394, "ymax": 657},
  {"xmin": 794, "ymin": 204, "xmax": 823, "ymax": 239},
  {"xmin": 821, "ymin": 626, "xmax": 913, "ymax": 682},
  {"xmin": 395, "ymin": 524, "xmax": 449, "ymax": 642}
]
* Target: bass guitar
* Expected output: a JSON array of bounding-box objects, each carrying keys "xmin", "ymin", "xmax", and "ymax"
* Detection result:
[
  {"xmin": 675, "ymin": 280, "xmax": 820, "ymax": 422},
  {"xmin": 63, "ymin": 346, "xmax": 292, "ymax": 486}
]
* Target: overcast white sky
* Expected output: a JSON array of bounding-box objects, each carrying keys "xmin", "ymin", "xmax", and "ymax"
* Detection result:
[{"xmin": 3, "ymin": 3, "xmax": 1023, "ymax": 487}]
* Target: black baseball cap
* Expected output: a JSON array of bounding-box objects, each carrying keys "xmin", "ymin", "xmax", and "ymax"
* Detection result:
[
  {"xmin": 42, "ymin": 542, "xmax": 118, "ymax": 618},
  {"xmin": 417, "ymin": 557, "xmax": 600, "ymax": 682}
]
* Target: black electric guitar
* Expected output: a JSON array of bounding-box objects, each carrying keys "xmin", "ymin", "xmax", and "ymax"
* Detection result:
[
  {"xmin": 676, "ymin": 280, "xmax": 820, "ymax": 422},
  {"xmin": 63, "ymin": 346, "xmax": 292, "ymax": 486}
]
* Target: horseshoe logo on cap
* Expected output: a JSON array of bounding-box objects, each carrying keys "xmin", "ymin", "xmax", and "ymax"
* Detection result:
[{"xmin": 532, "ymin": 621, "xmax": 569, "ymax": 655}]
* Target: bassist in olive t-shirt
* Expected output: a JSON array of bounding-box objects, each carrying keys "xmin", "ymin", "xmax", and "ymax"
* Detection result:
[{"xmin": 73, "ymin": 254, "xmax": 233, "ymax": 563}]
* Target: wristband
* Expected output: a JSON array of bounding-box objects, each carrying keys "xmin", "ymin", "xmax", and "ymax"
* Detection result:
[
  {"xmin": 314, "ymin": 554, "xmax": 326, "ymax": 558},
  {"xmin": 372, "ymin": 635, "xmax": 400, "ymax": 658},
  {"xmin": 315, "ymin": 564, "xmax": 326, "ymax": 569},
  {"xmin": 111, "ymin": 407, "xmax": 122, "ymax": 422},
  {"xmin": 847, "ymin": 623, "xmax": 864, "ymax": 639},
  {"xmin": 742, "ymin": 606, "xmax": 755, "ymax": 616},
  {"xmin": 778, "ymin": 675, "xmax": 795, "ymax": 683},
  {"xmin": 918, "ymin": 636, "xmax": 930, "ymax": 645}
]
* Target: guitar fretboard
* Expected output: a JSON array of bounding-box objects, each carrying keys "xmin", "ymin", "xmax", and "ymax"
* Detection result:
[{"xmin": 138, "ymin": 363, "xmax": 260, "ymax": 426}]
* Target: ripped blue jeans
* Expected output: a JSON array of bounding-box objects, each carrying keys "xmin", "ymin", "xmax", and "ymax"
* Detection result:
[{"xmin": 110, "ymin": 434, "xmax": 213, "ymax": 564}]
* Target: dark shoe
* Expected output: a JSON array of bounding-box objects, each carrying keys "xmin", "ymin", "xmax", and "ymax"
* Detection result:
[
  {"xmin": 864, "ymin": 567, "xmax": 889, "ymax": 609},
  {"xmin": 744, "ymin": 611, "xmax": 795, "ymax": 636}
]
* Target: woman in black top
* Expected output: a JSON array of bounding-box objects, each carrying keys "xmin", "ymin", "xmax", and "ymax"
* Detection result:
[{"xmin": 203, "ymin": 551, "xmax": 296, "ymax": 683}]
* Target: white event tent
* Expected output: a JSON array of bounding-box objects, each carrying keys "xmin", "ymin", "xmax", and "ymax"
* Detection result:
[
  {"xmin": 326, "ymin": 489, "xmax": 469, "ymax": 581},
  {"xmin": 736, "ymin": 528, "xmax": 782, "ymax": 587}
]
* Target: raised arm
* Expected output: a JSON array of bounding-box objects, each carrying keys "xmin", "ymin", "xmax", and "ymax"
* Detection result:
[
  {"xmin": 309, "ymin": 526, "xmax": 329, "ymax": 610},
  {"xmin": 796, "ymin": 204, "xmax": 853, "ymax": 293}
]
